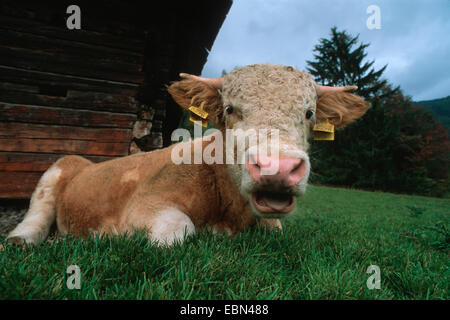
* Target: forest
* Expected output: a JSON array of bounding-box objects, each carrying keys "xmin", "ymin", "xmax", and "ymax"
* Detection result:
[{"xmin": 306, "ymin": 27, "xmax": 449, "ymax": 197}]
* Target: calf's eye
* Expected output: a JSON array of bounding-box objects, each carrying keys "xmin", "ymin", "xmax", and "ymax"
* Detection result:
[
  {"xmin": 305, "ymin": 109, "xmax": 314, "ymax": 120},
  {"xmin": 225, "ymin": 105, "xmax": 234, "ymax": 114}
]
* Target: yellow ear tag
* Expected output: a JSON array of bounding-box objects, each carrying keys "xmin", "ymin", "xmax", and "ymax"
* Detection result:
[
  {"xmin": 188, "ymin": 103, "xmax": 209, "ymax": 127},
  {"xmin": 313, "ymin": 119, "xmax": 334, "ymax": 141}
]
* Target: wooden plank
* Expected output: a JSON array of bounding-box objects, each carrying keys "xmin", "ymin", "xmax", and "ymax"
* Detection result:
[
  {"xmin": 0, "ymin": 1, "xmax": 148, "ymax": 41},
  {"xmin": 0, "ymin": 87, "xmax": 138, "ymax": 114},
  {"xmin": 0, "ymin": 14, "xmax": 146, "ymax": 53},
  {"xmin": 0, "ymin": 45, "xmax": 145, "ymax": 84},
  {"xmin": 0, "ymin": 27, "xmax": 144, "ymax": 65},
  {"xmin": 0, "ymin": 151, "xmax": 122, "ymax": 198},
  {"xmin": 0, "ymin": 36, "xmax": 143, "ymax": 74},
  {"xmin": 0, "ymin": 152, "xmax": 118, "ymax": 172},
  {"xmin": 0, "ymin": 171, "xmax": 42, "ymax": 198},
  {"xmin": 0, "ymin": 66, "xmax": 140, "ymax": 95},
  {"xmin": 0, "ymin": 103, "xmax": 137, "ymax": 128},
  {"xmin": 0, "ymin": 82, "xmax": 39, "ymax": 93},
  {"xmin": 0, "ymin": 122, "xmax": 132, "ymax": 142},
  {"xmin": 0, "ymin": 138, "xmax": 129, "ymax": 156}
]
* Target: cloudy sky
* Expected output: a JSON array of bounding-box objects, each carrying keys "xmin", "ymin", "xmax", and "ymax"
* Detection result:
[{"xmin": 202, "ymin": 0, "xmax": 450, "ymax": 101}]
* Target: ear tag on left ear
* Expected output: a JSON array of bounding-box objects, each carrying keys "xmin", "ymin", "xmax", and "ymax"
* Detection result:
[
  {"xmin": 188, "ymin": 103, "xmax": 208, "ymax": 127},
  {"xmin": 313, "ymin": 119, "xmax": 334, "ymax": 141}
]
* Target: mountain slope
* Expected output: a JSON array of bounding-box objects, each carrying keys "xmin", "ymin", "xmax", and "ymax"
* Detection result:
[{"xmin": 414, "ymin": 96, "xmax": 450, "ymax": 129}]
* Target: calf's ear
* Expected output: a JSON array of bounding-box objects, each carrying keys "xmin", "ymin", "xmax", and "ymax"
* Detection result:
[
  {"xmin": 316, "ymin": 92, "xmax": 370, "ymax": 129},
  {"xmin": 167, "ymin": 78, "xmax": 224, "ymax": 126}
]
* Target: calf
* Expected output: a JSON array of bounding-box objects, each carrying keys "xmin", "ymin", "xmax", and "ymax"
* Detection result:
[{"xmin": 7, "ymin": 64, "xmax": 368, "ymax": 246}]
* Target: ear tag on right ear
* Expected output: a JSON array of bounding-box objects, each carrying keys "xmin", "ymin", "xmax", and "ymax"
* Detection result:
[
  {"xmin": 188, "ymin": 104, "xmax": 208, "ymax": 127},
  {"xmin": 313, "ymin": 119, "xmax": 334, "ymax": 141}
]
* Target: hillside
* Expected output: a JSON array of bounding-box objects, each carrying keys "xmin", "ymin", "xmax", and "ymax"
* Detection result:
[{"xmin": 414, "ymin": 96, "xmax": 450, "ymax": 129}]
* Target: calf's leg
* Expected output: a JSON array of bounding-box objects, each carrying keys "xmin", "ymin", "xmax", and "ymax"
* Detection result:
[
  {"xmin": 7, "ymin": 155, "xmax": 91, "ymax": 245},
  {"xmin": 7, "ymin": 164, "xmax": 62, "ymax": 245},
  {"xmin": 128, "ymin": 206, "xmax": 196, "ymax": 246},
  {"xmin": 257, "ymin": 218, "xmax": 282, "ymax": 231}
]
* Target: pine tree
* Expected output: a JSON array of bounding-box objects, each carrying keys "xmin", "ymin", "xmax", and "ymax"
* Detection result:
[
  {"xmin": 306, "ymin": 27, "xmax": 449, "ymax": 196},
  {"xmin": 306, "ymin": 26, "xmax": 398, "ymax": 101}
]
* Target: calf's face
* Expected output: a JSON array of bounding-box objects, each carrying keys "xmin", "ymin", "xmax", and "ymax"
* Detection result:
[{"xmin": 169, "ymin": 64, "xmax": 368, "ymax": 218}]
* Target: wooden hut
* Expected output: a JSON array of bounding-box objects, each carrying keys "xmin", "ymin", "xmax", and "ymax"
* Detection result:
[{"xmin": 0, "ymin": 0, "xmax": 232, "ymax": 198}]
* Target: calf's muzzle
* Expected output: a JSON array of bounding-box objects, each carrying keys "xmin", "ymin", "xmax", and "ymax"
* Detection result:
[
  {"xmin": 246, "ymin": 154, "xmax": 307, "ymax": 215},
  {"xmin": 246, "ymin": 154, "xmax": 306, "ymax": 187}
]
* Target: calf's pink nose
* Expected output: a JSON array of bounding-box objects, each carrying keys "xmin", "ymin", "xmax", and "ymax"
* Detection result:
[{"xmin": 246, "ymin": 155, "xmax": 306, "ymax": 186}]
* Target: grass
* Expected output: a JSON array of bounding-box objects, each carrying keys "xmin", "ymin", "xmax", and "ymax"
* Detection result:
[{"xmin": 0, "ymin": 185, "xmax": 448, "ymax": 300}]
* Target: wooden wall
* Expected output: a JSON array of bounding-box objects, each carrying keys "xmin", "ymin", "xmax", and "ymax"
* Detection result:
[{"xmin": 0, "ymin": 0, "xmax": 232, "ymax": 199}]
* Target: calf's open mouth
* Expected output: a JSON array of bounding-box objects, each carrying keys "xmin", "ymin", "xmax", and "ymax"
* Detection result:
[{"xmin": 251, "ymin": 191, "xmax": 296, "ymax": 214}]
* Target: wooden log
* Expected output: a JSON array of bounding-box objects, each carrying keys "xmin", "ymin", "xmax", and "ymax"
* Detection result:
[
  {"xmin": 0, "ymin": 122, "xmax": 132, "ymax": 142},
  {"xmin": 0, "ymin": 87, "xmax": 138, "ymax": 114},
  {"xmin": 0, "ymin": 171, "xmax": 42, "ymax": 198},
  {"xmin": 0, "ymin": 151, "xmax": 123, "ymax": 198},
  {"xmin": 0, "ymin": 27, "xmax": 145, "ymax": 65},
  {"xmin": 0, "ymin": 103, "xmax": 137, "ymax": 128},
  {"xmin": 0, "ymin": 38, "xmax": 143, "ymax": 75},
  {"xmin": 0, "ymin": 152, "xmax": 118, "ymax": 172},
  {"xmin": 0, "ymin": 82, "xmax": 39, "ymax": 93},
  {"xmin": 0, "ymin": 66, "xmax": 139, "ymax": 96},
  {"xmin": 0, "ymin": 14, "xmax": 146, "ymax": 53},
  {"xmin": 0, "ymin": 122, "xmax": 132, "ymax": 156},
  {"xmin": 0, "ymin": 1, "xmax": 149, "ymax": 41},
  {"xmin": 0, "ymin": 138, "xmax": 130, "ymax": 156},
  {"xmin": 0, "ymin": 45, "xmax": 145, "ymax": 84}
]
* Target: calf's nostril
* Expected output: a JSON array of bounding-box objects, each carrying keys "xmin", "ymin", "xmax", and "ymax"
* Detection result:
[
  {"xmin": 288, "ymin": 159, "xmax": 307, "ymax": 184},
  {"xmin": 291, "ymin": 159, "xmax": 303, "ymax": 174}
]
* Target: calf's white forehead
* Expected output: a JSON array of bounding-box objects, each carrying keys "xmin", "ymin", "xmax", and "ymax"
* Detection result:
[
  {"xmin": 222, "ymin": 64, "xmax": 317, "ymax": 114},
  {"xmin": 221, "ymin": 64, "xmax": 317, "ymax": 149}
]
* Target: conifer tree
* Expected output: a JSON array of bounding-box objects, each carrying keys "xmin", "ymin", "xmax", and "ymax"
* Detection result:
[
  {"xmin": 307, "ymin": 26, "xmax": 398, "ymax": 101},
  {"xmin": 306, "ymin": 27, "xmax": 448, "ymax": 196}
]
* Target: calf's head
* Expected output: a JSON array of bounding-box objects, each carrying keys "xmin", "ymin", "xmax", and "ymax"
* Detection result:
[{"xmin": 168, "ymin": 64, "xmax": 368, "ymax": 218}]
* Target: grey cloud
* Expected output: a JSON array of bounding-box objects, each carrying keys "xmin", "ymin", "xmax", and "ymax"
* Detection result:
[{"xmin": 202, "ymin": 0, "xmax": 450, "ymax": 100}]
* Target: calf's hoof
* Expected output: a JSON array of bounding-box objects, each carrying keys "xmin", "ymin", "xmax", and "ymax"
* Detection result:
[
  {"xmin": 258, "ymin": 218, "xmax": 283, "ymax": 232},
  {"xmin": 6, "ymin": 236, "xmax": 27, "ymax": 247}
]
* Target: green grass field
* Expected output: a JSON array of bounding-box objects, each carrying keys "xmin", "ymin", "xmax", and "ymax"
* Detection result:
[{"xmin": 0, "ymin": 185, "xmax": 448, "ymax": 300}]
